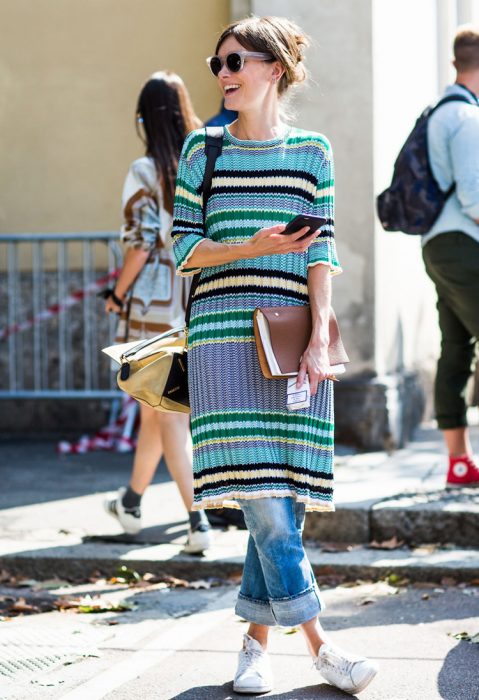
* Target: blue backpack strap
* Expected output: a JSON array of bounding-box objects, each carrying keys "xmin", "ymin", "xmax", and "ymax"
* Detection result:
[{"xmin": 431, "ymin": 93, "xmax": 478, "ymax": 115}]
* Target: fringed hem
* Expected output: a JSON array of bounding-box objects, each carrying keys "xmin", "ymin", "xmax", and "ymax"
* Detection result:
[{"xmin": 191, "ymin": 491, "xmax": 335, "ymax": 513}]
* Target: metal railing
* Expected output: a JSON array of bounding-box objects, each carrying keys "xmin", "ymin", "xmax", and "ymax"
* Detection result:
[{"xmin": 0, "ymin": 232, "xmax": 123, "ymax": 399}]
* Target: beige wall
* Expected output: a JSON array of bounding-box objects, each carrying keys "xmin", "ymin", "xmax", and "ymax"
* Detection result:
[{"xmin": 0, "ymin": 0, "xmax": 230, "ymax": 234}]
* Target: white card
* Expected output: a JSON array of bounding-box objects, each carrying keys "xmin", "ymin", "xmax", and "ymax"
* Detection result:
[{"xmin": 287, "ymin": 375, "xmax": 311, "ymax": 410}]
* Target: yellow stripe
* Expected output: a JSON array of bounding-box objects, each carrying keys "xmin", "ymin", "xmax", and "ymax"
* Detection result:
[
  {"xmin": 197, "ymin": 275, "xmax": 308, "ymax": 295},
  {"xmin": 194, "ymin": 469, "xmax": 333, "ymax": 489},
  {"xmin": 176, "ymin": 185, "xmax": 202, "ymax": 205},
  {"xmin": 194, "ymin": 435, "xmax": 334, "ymax": 450},
  {"xmin": 213, "ymin": 176, "xmax": 316, "ymax": 196},
  {"xmin": 189, "ymin": 337, "xmax": 255, "ymax": 348}
]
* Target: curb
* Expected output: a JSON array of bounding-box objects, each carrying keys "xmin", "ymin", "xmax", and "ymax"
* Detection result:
[
  {"xmin": 1, "ymin": 542, "xmax": 478, "ymax": 584},
  {"xmin": 304, "ymin": 489, "xmax": 479, "ymax": 546}
]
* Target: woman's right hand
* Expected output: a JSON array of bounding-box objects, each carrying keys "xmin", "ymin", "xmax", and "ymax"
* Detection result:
[{"xmin": 249, "ymin": 224, "xmax": 318, "ymax": 257}]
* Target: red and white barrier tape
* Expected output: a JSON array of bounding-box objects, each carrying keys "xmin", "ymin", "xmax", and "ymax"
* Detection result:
[
  {"xmin": 57, "ymin": 394, "xmax": 139, "ymax": 454},
  {"xmin": 0, "ymin": 268, "xmax": 120, "ymax": 342}
]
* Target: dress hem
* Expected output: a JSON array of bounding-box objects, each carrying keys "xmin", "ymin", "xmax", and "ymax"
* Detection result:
[{"xmin": 191, "ymin": 492, "xmax": 335, "ymax": 513}]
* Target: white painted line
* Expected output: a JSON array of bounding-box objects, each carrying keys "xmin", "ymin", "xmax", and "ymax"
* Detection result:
[{"xmin": 59, "ymin": 588, "xmax": 237, "ymax": 700}]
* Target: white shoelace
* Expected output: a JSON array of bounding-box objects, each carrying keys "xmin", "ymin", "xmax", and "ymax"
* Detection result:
[
  {"xmin": 320, "ymin": 648, "xmax": 355, "ymax": 678},
  {"xmin": 238, "ymin": 646, "xmax": 266, "ymax": 677}
]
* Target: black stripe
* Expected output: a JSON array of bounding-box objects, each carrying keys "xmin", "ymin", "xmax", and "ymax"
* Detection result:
[
  {"xmin": 211, "ymin": 185, "xmax": 315, "ymax": 203},
  {"xmin": 198, "ymin": 267, "xmax": 307, "ymax": 287},
  {"xmin": 173, "ymin": 219, "xmax": 203, "ymax": 231},
  {"xmin": 195, "ymin": 463, "xmax": 333, "ymax": 481},
  {"xmin": 195, "ymin": 475, "xmax": 333, "ymax": 497},
  {"xmin": 213, "ymin": 168, "xmax": 318, "ymax": 186},
  {"xmin": 194, "ymin": 285, "xmax": 308, "ymax": 304}
]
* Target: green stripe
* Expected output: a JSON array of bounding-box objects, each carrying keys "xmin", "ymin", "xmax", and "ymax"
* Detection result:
[
  {"xmin": 316, "ymin": 179, "xmax": 334, "ymax": 191},
  {"xmin": 175, "ymin": 177, "xmax": 200, "ymax": 197},
  {"xmin": 189, "ymin": 325, "xmax": 252, "ymax": 341},
  {"xmin": 190, "ymin": 310, "xmax": 253, "ymax": 328},
  {"xmin": 193, "ymin": 426, "xmax": 333, "ymax": 444},
  {"xmin": 191, "ymin": 410, "xmax": 333, "ymax": 432}
]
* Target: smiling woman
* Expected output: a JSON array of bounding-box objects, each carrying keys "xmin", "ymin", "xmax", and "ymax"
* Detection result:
[{"xmin": 171, "ymin": 14, "xmax": 378, "ymax": 696}]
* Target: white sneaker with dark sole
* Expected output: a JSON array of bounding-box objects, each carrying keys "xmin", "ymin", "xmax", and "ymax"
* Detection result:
[
  {"xmin": 183, "ymin": 524, "xmax": 213, "ymax": 554},
  {"xmin": 233, "ymin": 634, "xmax": 273, "ymax": 694},
  {"xmin": 104, "ymin": 487, "xmax": 142, "ymax": 535},
  {"xmin": 316, "ymin": 643, "xmax": 378, "ymax": 694}
]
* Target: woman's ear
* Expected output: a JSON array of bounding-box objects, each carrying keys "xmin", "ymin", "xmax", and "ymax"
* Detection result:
[{"xmin": 271, "ymin": 62, "xmax": 284, "ymax": 83}]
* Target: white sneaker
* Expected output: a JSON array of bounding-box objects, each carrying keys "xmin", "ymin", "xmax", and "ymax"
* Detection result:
[
  {"xmin": 233, "ymin": 633, "xmax": 273, "ymax": 694},
  {"xmin": 183, "ymin": 524, "xmax": 212, "ymax": 554},
  {"xmin": 316, "ymin": 643, "xmax": 378, "ymax": 694},
  {"xmin": 104, "ymin": 487, "xmax": 142, "ymax": 535}
]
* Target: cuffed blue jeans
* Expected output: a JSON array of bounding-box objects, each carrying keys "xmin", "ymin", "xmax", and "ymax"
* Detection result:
[{"xmin": 235, "ymin": 497, "xmax": 323, "ymax": 627}]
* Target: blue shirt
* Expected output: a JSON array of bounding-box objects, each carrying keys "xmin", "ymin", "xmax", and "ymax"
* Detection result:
[{"xmin": 423, "ymin": 83, "xmax": 479, "ymax": 246}]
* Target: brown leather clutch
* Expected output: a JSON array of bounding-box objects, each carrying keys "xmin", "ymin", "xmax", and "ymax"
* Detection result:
[{"xmin": 253, "ymin": 306, "xmax": 349, "ymax": 379}]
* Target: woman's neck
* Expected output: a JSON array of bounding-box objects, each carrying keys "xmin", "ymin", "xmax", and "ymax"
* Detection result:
[{"xmin": 230, "ymin": 104, "xmax": 285, "ymax": 142}]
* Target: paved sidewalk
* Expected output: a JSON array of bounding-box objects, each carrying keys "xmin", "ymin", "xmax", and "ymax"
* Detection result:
[
  {"xmin": 0, "ymin": 580, "xmax": 478, "ymax": 699},
  {"xmin": 0, "ymin": 424, "xmax": 478, "ymax": 582}
]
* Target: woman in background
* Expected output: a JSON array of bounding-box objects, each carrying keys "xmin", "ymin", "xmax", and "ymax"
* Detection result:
[{"xmin": 104, "ymin": 71, "xmax": 211, "ymax": 554}]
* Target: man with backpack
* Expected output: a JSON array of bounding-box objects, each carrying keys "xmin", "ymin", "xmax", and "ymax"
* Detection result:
[
  {"xmin": 421, "ymin": 27, "xmax": 479, "ymax": 488},
  {"xmin": 378, "ymin": 26, "xmax": 479, "ymax": 488}
]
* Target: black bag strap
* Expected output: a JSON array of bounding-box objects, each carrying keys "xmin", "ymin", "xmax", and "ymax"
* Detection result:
[
  {"xmin": 430, "ymin": 93, "xmax": 477, "ymax": 116},
  {"xmin": 185, "ymin": 126, "xmax": 224, "ymax": 327},
  {"xmin": 430, "ymin": 92, "xmax": 479, "ymax": 200}
]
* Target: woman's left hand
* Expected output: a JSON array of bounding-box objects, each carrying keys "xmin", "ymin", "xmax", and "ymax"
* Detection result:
[
  {"xmin": 296, "ymin": 342, "xmax": 331, "ymax": 396},
  {"xmin": 104, "ymin": 294, "xmax": 123, "ymax": 314}
]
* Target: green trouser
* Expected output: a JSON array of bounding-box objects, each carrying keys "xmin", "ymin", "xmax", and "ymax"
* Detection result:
[{"xmin": 423, "ymin": 232, "xmax": 479, "ymax": 430}]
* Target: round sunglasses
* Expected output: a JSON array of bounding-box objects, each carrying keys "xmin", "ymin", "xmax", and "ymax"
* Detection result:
[{"xmin": 206, "ymin": 51, "xmax": 273, "ymax": 77}]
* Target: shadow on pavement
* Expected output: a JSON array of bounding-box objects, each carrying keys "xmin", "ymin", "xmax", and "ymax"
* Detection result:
[
  {"xmin": 437, "ymin": 640, "xmax": 479, "ymax": 699},
  {"xmin": 169, "ymin": 682, "xmax": 357, "ymax": 699}
]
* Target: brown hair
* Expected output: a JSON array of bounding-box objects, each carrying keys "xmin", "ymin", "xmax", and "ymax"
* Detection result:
[
  {"xmin": 215, "ymin": 16, "xmax": 310, "ymax": 96},
  {"xmin": 136, "ymin": 71, "xmax": 201, "ymax": 213},
  {"xmin": 454, "ymin": 25, "xmax": 479, "ymax": 72}
]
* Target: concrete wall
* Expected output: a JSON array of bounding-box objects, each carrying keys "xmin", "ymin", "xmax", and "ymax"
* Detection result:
[
  {"xmin": 0, "ymin": 0, "xmax": 229, "ymax": 235},
  {"xmin": 373, "ymin": 0, "xmax": 440, "ymax": 384},
  {"xmin": 252, "ymin": 0, "xmax": 375, "ymax": 374}
]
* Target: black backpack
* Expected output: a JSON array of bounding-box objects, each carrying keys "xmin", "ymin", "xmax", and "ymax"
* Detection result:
[{"xmin": 377, "ymin": 93, "xmax": 477, "ymax": 235}]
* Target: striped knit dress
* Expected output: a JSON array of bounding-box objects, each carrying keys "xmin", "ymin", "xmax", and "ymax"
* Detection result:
[{"xmin": 172, "ymin": 125, "xmax": 342, "ymax": 512}]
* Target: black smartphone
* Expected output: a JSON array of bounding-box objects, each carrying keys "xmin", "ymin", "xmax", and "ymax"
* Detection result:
[{"xmin": 282, "ymin": 214, "xmax": 326, "ymax": 240}]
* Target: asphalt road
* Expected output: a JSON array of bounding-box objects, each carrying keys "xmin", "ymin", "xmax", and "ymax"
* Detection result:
[{"xmin": 0, "ymin": 579, "xmax": 477, "ymax": 699}]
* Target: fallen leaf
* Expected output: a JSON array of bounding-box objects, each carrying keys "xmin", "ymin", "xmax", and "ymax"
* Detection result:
[
  {"xmin": 187, "ymin": 580, "xmax": 211, "ymax": 590},
  {"xmin": 359, "ymin": 598, "xmax": 376, "ymax": 606},
  {"xmin": 111, "ymin": 566, "xmax": 141, "ymax": 586},
  {"xmin": 9, "ymin": 598, "xmax": 40, "ymax": 614},
  {"xmin": 441, "ymin": 577, "xmax": 457, "ymax": 587},
  {"xmin": 16, "ymin": 579, "xmax": 38, "ymax": 588},
  {"xmin": 386, "ymin": 574, "xmax": 409, "ymax": 587},
  {"xmin": 368, "ymin": 536, "xmax": 405, "ymax": 550},
  {"xmin": 448, "ymin": 631, "xmax": 470, "ymax": 640},
  {"xmin": 321, "ymin": 543, "xmax": 357, "ymax": 553}
]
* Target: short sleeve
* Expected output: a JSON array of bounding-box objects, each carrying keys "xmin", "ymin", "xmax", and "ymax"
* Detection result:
[
  {"xmin": 172, "ymin": 133, "xmax": 205, "ymax": 276},
  {"xmin": 308, "ymin": 139, "xmax": 342, "ymax": 275},
  {"xmin": 450, "ymin": 112, "xmax": 479, "ymax": 219},
  {"xmin": 120, "ymin": 160, "xmax": 160, "ymax": 253}
]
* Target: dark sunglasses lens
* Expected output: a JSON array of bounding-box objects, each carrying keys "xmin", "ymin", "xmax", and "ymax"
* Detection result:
[
  {"xmin": 210, "ymin": 57, "xmax": 222, "ymax": 76},
  {"xmin": 226, "ymin": 53, "xmax": 242, "ymax": 72}
]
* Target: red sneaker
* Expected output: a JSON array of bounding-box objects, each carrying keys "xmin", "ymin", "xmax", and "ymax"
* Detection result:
[{"xmin": 446, "ymin": 455, "xmax": 479, "ymax": 488}]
